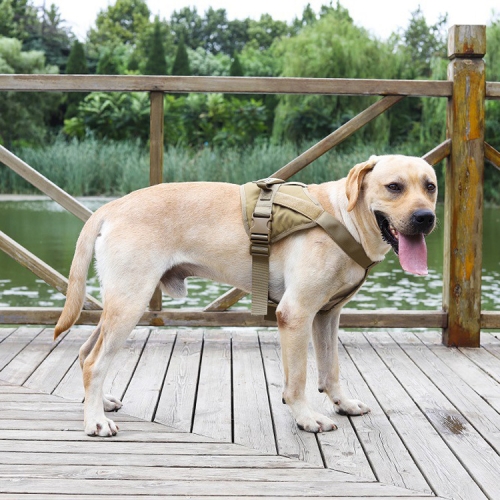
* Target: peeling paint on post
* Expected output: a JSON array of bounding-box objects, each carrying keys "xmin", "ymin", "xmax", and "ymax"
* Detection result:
[{"xmin": 443, "ymin": 25, "xmax": 486, "ymax": 347}]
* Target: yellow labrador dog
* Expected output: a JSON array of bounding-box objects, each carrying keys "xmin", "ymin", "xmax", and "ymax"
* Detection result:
[{"xmin": 55, "ymin": 155, "xmax": 437, "ymax": 437}]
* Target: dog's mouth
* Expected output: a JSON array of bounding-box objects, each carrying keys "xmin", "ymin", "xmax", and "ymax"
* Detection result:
[{"xmin": 375, "ymin": 211, "xmax": 428, "ymax": 276}]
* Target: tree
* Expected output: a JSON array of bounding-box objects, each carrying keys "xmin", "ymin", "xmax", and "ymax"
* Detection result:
[
  {"xmin": 96, "ymin": 46, "xmax": 122, "ymax": 74},
  {"xmin": 0, "ymin": 36, "xmax": 60, "ymax": 148},
  {"xmin": 171, "ymin": 34, "xmax": 190, "ymax": 75},
  {"xmin": 65, "ymin": 39, "xmax": 88, "ymax": 118},
  {"xmin": 144, "ymin": 16, "xmax": 167, "ymax": 75},
  {"xmin": 87, "ymin": 0, "xmax": 151, "ymax": 48},
  {"xmin": 229, "ymin": 53, "xmax": 243, "ymax": 76}
]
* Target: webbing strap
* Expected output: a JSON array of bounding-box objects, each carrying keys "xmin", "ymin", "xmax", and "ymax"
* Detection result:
[
  {"xmin": 273, "ymin": 192, "xmax": 373, "ymax": 269},
  {"xmin": 250, "ymin": 179, "xmax": 283, "ymax": 315}
]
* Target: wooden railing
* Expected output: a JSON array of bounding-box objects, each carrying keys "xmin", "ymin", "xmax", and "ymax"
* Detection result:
[{"xmin": 0, "ymin": 25, "xmax": 499, "ymax": 347}]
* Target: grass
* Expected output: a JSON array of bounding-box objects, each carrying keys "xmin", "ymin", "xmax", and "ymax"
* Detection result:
[{"xmin": 0, "ymin": 136, "xmax": 455, "ymax": 198}]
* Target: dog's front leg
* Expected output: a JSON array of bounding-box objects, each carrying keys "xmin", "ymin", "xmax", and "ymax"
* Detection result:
[
  {"xmin": 277, "ymin": 301, "xmax": 337, "ymax": 433},
  {"xmin": 312, "ymin": 308, "xmax": 370, "ymax": 416}
]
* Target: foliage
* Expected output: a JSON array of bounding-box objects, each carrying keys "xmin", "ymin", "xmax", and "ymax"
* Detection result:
[
  {"xmin": 87, "ymin": 0, "xmax": 150, "ymax": 48},
  {"xmin": 171, "ymin": 34, "xmax": 190, "ymax": 76},
  {"xmin": 65, "ymin": 39, "xmax": 88, "ymax": 118},
  {"xmin": 0, "ymin": 35, "xmax": 60, "ymax": 148},
  {"xmin": 143, "ymin": 16, "xmax": 167, "ymax": 75},
  {"xmin": 63, "ymin": 92, "xmax": 150, "ymax": 141},
  {"xmin": 229, "ymin": 53, "xmax": 243, "ymax": 76}
]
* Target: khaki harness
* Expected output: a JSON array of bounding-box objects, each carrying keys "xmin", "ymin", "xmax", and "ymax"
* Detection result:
[{"xmin": 240, "ymin": 178, "xmax": 378, "ymax": 319}]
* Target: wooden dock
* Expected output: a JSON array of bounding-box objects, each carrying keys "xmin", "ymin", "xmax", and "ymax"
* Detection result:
[{"xmin": 0, "ymin": 326, "xmax": 499, "ymax": 498}]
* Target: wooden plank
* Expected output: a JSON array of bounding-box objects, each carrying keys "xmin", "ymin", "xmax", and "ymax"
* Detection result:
[
  {"xmin": 154, "ymin": 330, "xmax": 203, "ymax": 432},
  {"xmin": 192, "ymin": 330, "xmax": 232, "ymax": 442},
  {"xmin": 480, "ymin": 311, "xmax": 500, "ymax": 329},
  {"xmin": 366, "ymin": 330, "xmax": 500, "ymax": 500},
  {"xmin": 486, "ymin": 81, "xmax": 500, "ymax": 98},
  {"xmin": 458, "ymin": 344, "xmax": 500, "ymax": 383},
  {"xmin": 0, "ymin": 451, "xmax": 316, "ymax": 468},
  {"xmin": 340, "ymin": 331, "xmax": 488, "ymax": 500},
  {"xmin": 0, "ymin": 327, "xmax": 15, "ymax": 342},
  {"xmin": 389, "ymin": 330, "xmax": 500, "ymax": 455},
  {"xmin": 120, "ymin": 329, "xmax": 175, "ymax": 421},
  {"xmin": 0, "ymin": 326, "xmax": 43, "ymax": 370},
  {"xmin": 0, "ymin": 439, "xmax": 263, "ymax": 455},
  {"xmin": 0, "ymin": 145, "xmax": 92, "ymax": 222},
  {"xmin": 204, "ymin": 288, "xmax": 248, "ymax": 312},
  {"xmin": 52, "ymin": 356, "xmax": 84, "ymax": 401},
  {"xmin": 273, "ymin": 96, "xmax": 404, "ymax": 181},
  {"xmin": 302, "ymin": 343, "xmax": 374, "ymax": 479},
  {"xmin": 443, "ymin": 25, "xmax": 486, "ymax": 347},
  {"xmin": 334, "ymin": 341, "xmax": 431, "ymax": 492},
  {"xmin": 0, "ymin": 429, "xmax": 215, "ymax": 443},
  {"xmin": 0, "ymin": 477, "xmax": 432, "ymax": 496},
  {"xmin": 24, "ymin": 328, "xmax": 90, "ymax": 394},
  {"xmin": 0, "ymin": 231, "xmax": 102, "ymax": 310},
  {"xmin": 415, "ymin": 330, "xmax": 500, "ymax": 414},
  {"xmin": 0, "ymin": 307, "xmax": 447, "ymax": 328},
  {"xmin": 0, "ymin": 327, "xmax": 65, "ymax": 385},
  {"xmin": 0, "ymin": 464, "xmax": 357, "ymax": 483},
  {"xmin": 0, "ymin": 496, "xmax": 446, "ymax": 500},
  {"xmin": 480, "ymin": 331, "xmax": 500, "ymax": 360},
  {"xmin": 485, "ymin": 142, "xmax": 500, "ymax": 171},
  {"xmin": 259, "ymin": 330, "xmax": 324, "ymax": 467},
  {"xmin": 422, "ymin": 139, "xmax": 451, "ymax": 166},
  {"xmin": 232, "ymin": 330, "xmax": 276, "ymax": 454},
  {"xmin": 0, "ymin": 73, "xmax": 453, "ymax": 96},
  {"xmin": 148, "ymin": 91, "xmax": 164, "ymax": 312}
]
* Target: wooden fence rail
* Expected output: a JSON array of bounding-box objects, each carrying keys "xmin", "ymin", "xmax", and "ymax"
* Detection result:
[{"xmin": 1, "ymin": 25, "xmax": 500, "ymax": 347}]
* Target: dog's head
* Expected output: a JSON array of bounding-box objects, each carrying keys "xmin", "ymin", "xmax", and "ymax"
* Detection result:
[{"xmin": 345, "ymin": 155, "xmax": 438, "ymax": 275}]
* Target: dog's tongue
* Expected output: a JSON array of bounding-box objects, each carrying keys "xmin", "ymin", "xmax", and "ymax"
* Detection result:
[{"xmin": 398, "ymin": 233, "xmax": 428, "ymax": 276}]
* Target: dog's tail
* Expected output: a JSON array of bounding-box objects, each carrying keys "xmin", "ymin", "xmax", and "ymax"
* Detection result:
[{"xmin": 54, "ymin": 213, "xmax": 103, "ymax": 340}]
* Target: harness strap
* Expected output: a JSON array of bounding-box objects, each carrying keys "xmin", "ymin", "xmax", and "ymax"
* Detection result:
[
  {"xmin": 250, "ymin": 178, "xmax": 284, "ymax": 315},
  {"xmin": 273, "ymin": 192, "xmax": 372, "ymax": 269},
  {"xmin": 249, "ymin": 179, "xmax": 376, "ymax": 317}
]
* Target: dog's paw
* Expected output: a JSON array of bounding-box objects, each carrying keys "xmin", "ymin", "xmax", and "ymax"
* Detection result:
[
  {"xmin": 297, "ymin": 411, "xmax": 338, "ymax": 433},
  {"xmin": 85, "ymin": 417, "xmax": 119, "ymax": 437},
  {"xmin": 103, "ymin": 393, "xmax": 123, "ymax": 412},
  {"xmin": 333, "ymin": 398, "xmax": 370, "ymax": 416}
]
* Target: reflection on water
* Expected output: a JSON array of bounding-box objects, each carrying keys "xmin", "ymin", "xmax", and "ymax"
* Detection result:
[{"xmin": 0, "ymin": 198, "xmax": 498, "ymax": 311}]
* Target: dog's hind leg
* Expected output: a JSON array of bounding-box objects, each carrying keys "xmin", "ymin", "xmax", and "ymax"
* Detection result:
[
  {"xmin": 82, "ymin": 288, "xmax": 154, "ymax": 437},
  {"xmin": 79, "ymin": 322, "xmax": 123, "ymax": 412},
  {"xmin": 312, "ymin": 308, "xmax": 370, "ymax": 416},
  {"xmin": 277, "ymin": 298, "xmax": 337, "ymax": 433}
]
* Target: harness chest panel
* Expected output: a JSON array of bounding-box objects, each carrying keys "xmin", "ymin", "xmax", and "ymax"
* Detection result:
[
  {"xmin": 241, "ymin": 182, "xmax": 321, "ymax": 243},
  {"xmin": 239, "ymin": 179, "xmax": 377, "ymax": 318}
]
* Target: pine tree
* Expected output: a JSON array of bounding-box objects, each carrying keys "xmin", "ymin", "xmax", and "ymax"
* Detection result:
[
  {"xmin": 229, "ymin": 53, "xmax": 244, "ymax": 77},
  {"xmin": 144, "ymin": 16, "xmax": 167, "ymax": 75},
  {"xmin": 65, "ymin": 40, "xmax": 88, "ymax": 119},
  {"xmin": 171, "ymin": 34, "xmax": 190, "ymax": 76}
]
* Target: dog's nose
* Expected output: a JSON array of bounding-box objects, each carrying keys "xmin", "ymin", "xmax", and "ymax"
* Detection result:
[{"xmin": 411, "ymin": 209, "xmax": 435, "ymax": 232}]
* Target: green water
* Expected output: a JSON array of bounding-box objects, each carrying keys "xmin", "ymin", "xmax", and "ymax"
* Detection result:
[{"xmin": 0, "ymin": 198, "xmax": 499, "ymax": 311}]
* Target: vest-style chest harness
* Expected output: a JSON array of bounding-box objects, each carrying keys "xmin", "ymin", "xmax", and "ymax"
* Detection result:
[{"xmin": 240, "ymin": 178, "xmax": 378, "ymax": 319}]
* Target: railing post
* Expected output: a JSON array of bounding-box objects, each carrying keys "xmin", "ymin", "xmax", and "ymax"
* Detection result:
[
  {"xmin": 149, "ymin": 91, "xmax": 164, "ymax": 311},
  {"xmin": 443, "ymin": 25, "xmax": 486, "ymax": 347}
]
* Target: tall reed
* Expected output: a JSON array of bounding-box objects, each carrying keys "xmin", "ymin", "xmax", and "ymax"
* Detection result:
[{"xmin": 1, "ymin": 137, "xmax": 435, "ymax": 197}]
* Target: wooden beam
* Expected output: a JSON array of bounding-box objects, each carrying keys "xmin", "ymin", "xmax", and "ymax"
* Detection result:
[
  {"xmin": 485, "ymin": 142, "xmax": 500, "ymax": 171},
  {"xmin": 0, "ymin": 231, "xmax": 102, "ymax": 311},
  {"xmin": 272, "ymin": 95, "xmax": 405, "ymax": 180},
  {"xmin": 0, "ymin": 74, "xmax": 453, "ymax": 97},
  {"xmin": 149, "ymin": 92, "xmax": 164, "ymax": 312},
  {"xmin": 442, "ymin": 25, "xmax": 486, "ymax": 347},
  {"xmin": 0, "ymin": 145, "xmax": 92, "ymax": 222},
  {"xmin": 486, "ymin": 82, "xmax": 500, "ymax": 99},
  {"xmin": 0, "ymin": 307, "xmax": 447, "ymax": 328},
  {"xmin": 422, "ymin": 139, "xmax": 452, "ymax": 166}
]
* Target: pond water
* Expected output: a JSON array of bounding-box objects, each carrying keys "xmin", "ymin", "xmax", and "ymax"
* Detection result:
[{"xmin": 0, "ymin": 198, "xmax": 499, "ymax": 311}]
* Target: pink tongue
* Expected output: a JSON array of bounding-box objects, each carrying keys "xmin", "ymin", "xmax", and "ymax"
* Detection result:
[{"xmin": 398, "ymin": 233, "xmax": 428, "ymax": 276}]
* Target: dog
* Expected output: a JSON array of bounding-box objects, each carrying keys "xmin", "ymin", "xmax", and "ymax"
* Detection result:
[{"xmin": 54, "ymin": 154, "xmax": 437, "ymax": 437}]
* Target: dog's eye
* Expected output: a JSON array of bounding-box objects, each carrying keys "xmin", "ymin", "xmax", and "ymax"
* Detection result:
[
  {"xmin": 427, "ymin": 183, "xmax": 436, "ymax": 192},
  {"xmin": 386, "ymin": 183, "xmax": 401, "ymax": 192}
]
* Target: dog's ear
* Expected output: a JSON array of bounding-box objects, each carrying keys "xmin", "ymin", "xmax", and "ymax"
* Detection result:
[{"xmin": 345, "ymin": 156, "xmax": 379, "ymax": 211}]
